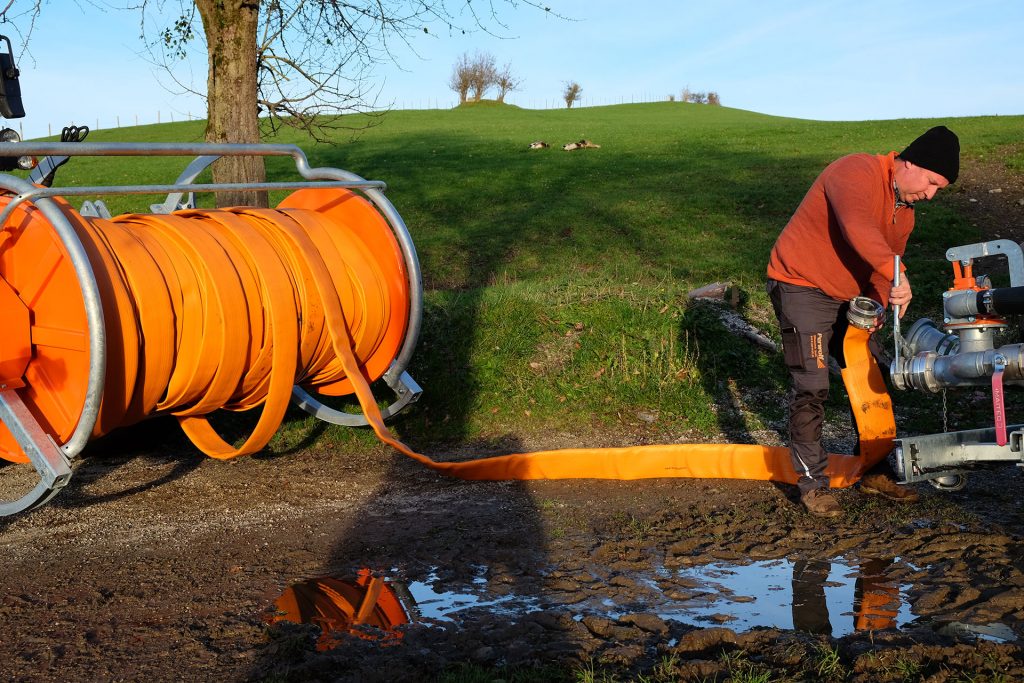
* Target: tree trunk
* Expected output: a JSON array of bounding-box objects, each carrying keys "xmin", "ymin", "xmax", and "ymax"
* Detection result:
[{"xmin": 196, "ymin": 0, "xmax": 268, "ymax": 208}]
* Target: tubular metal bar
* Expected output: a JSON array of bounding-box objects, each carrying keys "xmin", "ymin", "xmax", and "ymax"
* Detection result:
[
  {"xmin": 0, "ymin": 180, "xmax": 387, "ymax": 227},
  {"xmin": 893, "ymin": 255, "xmax": 904, "ymax": 365},
  {"xmin": 152, "ymin": 155, "xmax": 219, "ymax": 213},
  {"xmin": 0, "ymin": 173, "xmax": 105, "ymax": 458},
  {"xmin": 0, "ymin": 141, "xmax": 311, "ymax": 160},
  {"xmin": 0, "ymin": 390, "xmax": 73, "ymax": 515}
]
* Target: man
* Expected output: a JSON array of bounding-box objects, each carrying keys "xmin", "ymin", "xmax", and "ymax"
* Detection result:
[{"xmin": 766, "ymin": 126, "xmax": 960, "ymax": 517}]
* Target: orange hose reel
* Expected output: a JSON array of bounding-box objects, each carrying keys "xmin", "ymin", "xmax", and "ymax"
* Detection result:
[{"xmin": 0, "ymin": 187, "xmax": 410, "ymax": 464}]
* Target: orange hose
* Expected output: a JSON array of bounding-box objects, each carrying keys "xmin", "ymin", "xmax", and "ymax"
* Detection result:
[{"xmin": 0, "ymin": 188, "xmax": 895, "ymax": 490}]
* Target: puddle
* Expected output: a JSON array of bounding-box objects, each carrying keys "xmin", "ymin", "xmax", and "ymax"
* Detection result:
[
  {"xmin": 658, "ymin": 557, "xmax": 913, "ymax": 637},
  {"xmin": 405, "ymin": 566, "xmax": 542, "ymax": 622},
  {"xmin": 266, "ymin": 558, "xmax": 1017, "ymax": 646}
]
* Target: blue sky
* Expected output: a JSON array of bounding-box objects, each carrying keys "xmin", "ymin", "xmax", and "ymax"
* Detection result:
[{"xmin": 4, "ymin": 0, "xmax": 1022, "ymax": 140}]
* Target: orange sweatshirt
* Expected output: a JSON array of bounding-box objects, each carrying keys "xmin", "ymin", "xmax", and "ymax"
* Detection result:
[{"xmin": 767, "ymin": 152, "xmax": 914, "ymax": 307}]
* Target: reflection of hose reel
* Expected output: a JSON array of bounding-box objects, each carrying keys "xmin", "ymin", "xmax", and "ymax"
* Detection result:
[
  {"xmin": 0, "ymin": 142, "xmax": 423, "ymax": 515},
  {"xmin": 267, "ymin": 569, "xmax": 413, "ymax": 649}
]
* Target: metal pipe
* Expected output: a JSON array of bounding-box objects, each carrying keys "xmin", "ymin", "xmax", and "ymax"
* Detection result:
[
  {"xmin": 903, "ymin": 318, "xmax": 959, "ymax": 356},
  {"xmin": 0, "ymin": 180, "xmax": 387, "ymax": 227},
  {"xmin": 895, "ymin": 343, "xmax": 1024, "ymax": 392},
  {"xmin": 0, "ymin": 141, "xmax": 308, "ymax": 159},
  {"xmin": 893, "ymin": 255, "xmax": 903, "ymax": 362}
]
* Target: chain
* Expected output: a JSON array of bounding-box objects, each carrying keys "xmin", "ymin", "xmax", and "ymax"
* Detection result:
[{"xmin": 942, "ymin": 389, "xmax": 949, "ymax": 433}]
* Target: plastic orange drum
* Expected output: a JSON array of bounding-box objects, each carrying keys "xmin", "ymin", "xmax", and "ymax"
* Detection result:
[{"xmin": 0, "ymin": 198, "xmax": 90, "ymax": 463}]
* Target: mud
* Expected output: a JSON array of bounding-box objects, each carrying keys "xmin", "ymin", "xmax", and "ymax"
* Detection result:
[
  {"xmin": 1, "ymin": 416, "xmax": 1024, "ymax": 682},
  {"xmin": 2, "ymin": 153, "xmax": 1024, "ymax": 682}
]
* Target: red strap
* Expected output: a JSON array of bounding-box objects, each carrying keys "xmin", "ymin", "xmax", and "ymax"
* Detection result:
[{"xmin": 993, "ymin": 363, "xmax": 1007, "ymax": 447}]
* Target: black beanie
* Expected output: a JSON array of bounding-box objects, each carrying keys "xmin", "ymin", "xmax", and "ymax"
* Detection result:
[{"xmin": 898, "ymin": 125, "xmax": 960, "ymax": 183}]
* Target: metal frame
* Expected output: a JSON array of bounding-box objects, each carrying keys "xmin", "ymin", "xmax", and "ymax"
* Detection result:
[
  {"xmin": 892, "ymin": 239, "xmax": 1024, "ymax": 489},
  {"xmin": 893, "ymin": 425, "xmax": 1024, "ymax": 485},
  {"xmin": 0, "ymin": 141, "xmax": 424, "ymax": 513},
  {"xmin": 947, "ymin": 240, "xmax": 1024, "ymax": 286}
]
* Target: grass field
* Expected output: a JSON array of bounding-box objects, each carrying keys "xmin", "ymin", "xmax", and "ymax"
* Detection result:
[{"xmin": 29, "ymin": 102, "xmax": 1024, "ymax": 451}]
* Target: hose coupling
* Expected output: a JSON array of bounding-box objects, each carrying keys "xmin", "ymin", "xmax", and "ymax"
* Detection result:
[{"xmin": 847, "ymin": 296, "xmax": 885, "ymax": 330}]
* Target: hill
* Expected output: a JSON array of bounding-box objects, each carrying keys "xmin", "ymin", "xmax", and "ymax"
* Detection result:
[{"xmin": 29, "ymin": 102, "xmax": 1024, "ymax": 445}]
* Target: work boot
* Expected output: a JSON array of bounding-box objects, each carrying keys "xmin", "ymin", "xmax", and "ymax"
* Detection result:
[
  {"xmin": 859, "ymin": 473, "xmax": 920, "ymax": 503},
  {"xmin": 801, "ymin": 488, "xmax": 842, "ymax": 518}
]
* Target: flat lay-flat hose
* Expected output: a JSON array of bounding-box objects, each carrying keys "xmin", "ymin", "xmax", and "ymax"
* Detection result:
[{"xmin": 0, "ymin": 186, "xmax": 894, "ymax": 487}]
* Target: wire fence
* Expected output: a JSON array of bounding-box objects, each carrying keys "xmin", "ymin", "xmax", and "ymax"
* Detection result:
[
  {"xmin": 17, "ymin": 111, "xmax": 205, "ymax": 141},
  {"xmin": 390, "ymin": 92, "xmax": 672, "ymax": 111},
  {"xmin": 19, "ymin": 93, "xmax": 685, "ymax": 139}
]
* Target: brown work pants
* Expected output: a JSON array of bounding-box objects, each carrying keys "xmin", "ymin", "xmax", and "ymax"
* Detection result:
[{"xmin": 767, "ymin": 280, "xmax": 877, "ymax": 494}]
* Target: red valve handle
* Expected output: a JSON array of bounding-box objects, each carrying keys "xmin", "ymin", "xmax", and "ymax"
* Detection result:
[{"xmin": 993, "ymin": 360, "xmax": 1007, "ymax": 447}]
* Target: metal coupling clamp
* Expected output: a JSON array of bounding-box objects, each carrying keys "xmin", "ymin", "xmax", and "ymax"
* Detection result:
[{"xmin": 847, "ymin": 296, "xmax": 885, "ymax": 330}]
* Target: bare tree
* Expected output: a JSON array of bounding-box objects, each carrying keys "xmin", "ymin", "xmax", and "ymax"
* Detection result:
[
  {"xmin": 494, "ymin": 62, "xmax": 521, "ymax": 103},
  {"xmin": 466, "ymin": 50, "xmax": 497, "ymax": 102},
  {"xmin": 707, "ymin": 91, "xmax": 721, "ymax": 106},
  {"xmin": 563, "ymin": 80, "xmax": 582, "ymax": 108},
  {"xmin": 6, "ymin": 1, "xmax": 558, "ymax": 206},
  {"xmin": 448, "ymin": 52, "xmax": 473, "ymax": 104}
]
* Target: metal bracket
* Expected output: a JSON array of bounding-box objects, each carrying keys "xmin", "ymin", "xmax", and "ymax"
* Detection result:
[
  {"xmin": 291, "ymin": 370, "xmax": 423, "ymax": 427},
  {"xmin": 79, "ymin": 199, "xmax": 112, "ymax": 219},
  {"xmin": 27, "ymin": 154, "xmax": 67, "ymax": 186},
  {"xmin": 893, "ymin": 424, "xmax": 1024, "ymax": 484},
  {"xmin": 150, "ymin": 154, "xmax": 217, "ymax": 213},
  {"xmin": 0, "ymin": 389, "xmax": 72, "ymax": 515},
  {"xmin": 947, "ymin": 240, "xmax": 1024, "ymax": 286}
]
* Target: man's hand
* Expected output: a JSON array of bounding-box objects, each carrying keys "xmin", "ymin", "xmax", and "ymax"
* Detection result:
[{"xmin": 890, "ymin": 273, "xmax": 912, "ymax": 318}]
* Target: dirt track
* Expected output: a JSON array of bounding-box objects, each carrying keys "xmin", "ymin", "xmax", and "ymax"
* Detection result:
[{"xmin": 2, "ymin": 415, "xmax": 1024, "ymax": 682}]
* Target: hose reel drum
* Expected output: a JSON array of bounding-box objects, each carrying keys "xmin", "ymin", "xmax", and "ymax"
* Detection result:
[{"xmin": 0, "ymin": 142, "xmax": 423, "ymax": 515}]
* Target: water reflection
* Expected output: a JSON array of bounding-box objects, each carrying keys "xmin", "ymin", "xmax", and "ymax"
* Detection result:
[
  {"xmin": 267, "ymin": 558, "xmax": 1012, "ymax": 647},
  {"xmin": 265, "ymin": 569, "xmax": 412, "ymax": 650},
  {"xmin": 791, "ymin": 558, "xmax": 899, "ymax": 635},
  {"xmin": 668, "ymin": 557, "xmax": 909, "ymax": 636}
]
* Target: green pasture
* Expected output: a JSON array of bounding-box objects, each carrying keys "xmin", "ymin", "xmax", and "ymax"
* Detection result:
[{"xmin": 26, "ymin": 102, "xmax": 1024, "ymax": 450}]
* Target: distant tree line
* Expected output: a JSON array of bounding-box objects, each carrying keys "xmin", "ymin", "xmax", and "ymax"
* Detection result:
[
  {"xmin": 449, "ymin": 51, "xmax": 522, "ymax": 103},
  {"xmin": 680, "ymin": 87, "xmax": 721, "ymax": 105},
  {"xmin": 450, "ymin": 51, "xmax": 587, "ymax": 109}
]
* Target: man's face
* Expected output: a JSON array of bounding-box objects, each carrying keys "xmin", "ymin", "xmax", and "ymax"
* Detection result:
[{"xmin": 894, "ymin": 159, "xmax": 950, "ymax": 203}]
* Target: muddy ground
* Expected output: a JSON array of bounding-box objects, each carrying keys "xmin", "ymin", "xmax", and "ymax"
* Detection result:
[{"xmin": 2, "ymin": 157, "xmax": 1024, "ymax": 683}]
